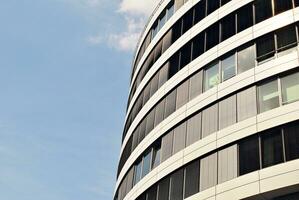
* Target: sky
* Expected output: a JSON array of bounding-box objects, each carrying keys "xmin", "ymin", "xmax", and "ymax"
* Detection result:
[{"xmin": 0, "ymin": 0, "xmax": 159, "ymax": 200}]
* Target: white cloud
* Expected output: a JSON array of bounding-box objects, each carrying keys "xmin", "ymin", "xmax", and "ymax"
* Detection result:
[
  {"xmin": 106, "ymin": 17, "xmax": 145, "ymax": 51},
  {"xmin": 119, "ymin": 0, "xmax": 160, "ymax": 16},
  {"xmin": 85, "ymin": 0, "xmax": 161, "ymax": 52},
  {"xmin": 86, "ymin": 35, "xmax": 103, "ymax": 45}
]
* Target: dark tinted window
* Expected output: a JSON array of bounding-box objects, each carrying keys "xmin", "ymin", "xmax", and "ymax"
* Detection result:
[
  {"xmin": 261, "ymin": 129, "xmax": 284, "ymax": 168},
  {"xmin": 274, "ymin": 0, "xmax": 293, "ymax": 15},
  {"xmin": 239, "ymin": 135, "xmax": 260, "ymax": 175},
  {"xmin": 256, "ymin": 33, "xmax": 275, "ymax": 63},
  {"xmin": 221, "ymin": 0, "xmax": 231, "ymax": 6},
  {"xmin": 158, "ymin": 177, "xmax": 170, "ymax": 200},
  {"xmin": 276, "ymin": 26, "xmax": 297, "ymax": 52},
  {"xmin": 183, "ymin": 10, "xmax": 194, "ymax": 34},
  {"xmin": 192, "ymin": 33, "xmax": 205, "ymax": 59},
  {"xmin": 184, "ymin": 160, "xmax": 200, "ymax": 198},
  {"xmin": 170, "ymin": 169, "xmax": 184, "ymax": 200},
  {"xmin": 221, "ymin": 13, "xmax": 236, "ymax": 42},
  {"xmin": 207, "ymin": 0, "xmax": 220, "ymax": 15},
  {"xmin": 255, "ymin": 0, "xmax": 273, "ymax": 24},
  {"xmin": 206, "ymin": 23, "xmax": 219, "ymax": 50},
  {"xmin": 169, "ymin": 53, "xmax": 180, "ymax": 78},
  {"xmin": 296, "ymin": 0, "xmax": 299, "ymax": 7},
  {"xmin": 284, "ymin": 123, "xmax": 299, "ymax": 161},
  {"xmin": 237, "ymin": 4, "xmax": 253, "ymax": 32},
  {"xmin": 180, "ymin": 42, "xmax": 192, "ymax": 68},
  {"xmin": 147, "ymin": 185, "xmax": 157, "ymax": 200},
  {"xmin": 194, "ymin": 0, "xmax": 206, "ymax": 24},
  {"xmin": 172, "ymin": 20, "xmax": 183, "ymax": 42}
]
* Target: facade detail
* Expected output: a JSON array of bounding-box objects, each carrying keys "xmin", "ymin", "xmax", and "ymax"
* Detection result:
[{"xmin": 114, "ymin": 0, "xmax": 299, "ymax": 200}]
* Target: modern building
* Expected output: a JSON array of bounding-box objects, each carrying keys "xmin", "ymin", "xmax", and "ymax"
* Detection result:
[{"xmin": 114, "ymin": 0, "xmax": 299, "ymax": 200}]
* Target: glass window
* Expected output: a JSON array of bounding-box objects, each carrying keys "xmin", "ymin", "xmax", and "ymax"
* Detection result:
[
  {"xmin": 162, "ymin": 29, "xmax": 172, "ymax": 53},
  {"xmin": 204, "ymin": 62, "xmax": 220, "ymax": 91},
  {"xmin": 186, "ymin": 112, "xmax": 201, "ymax": 146},
  {"xmin": 170, "ymin": 168, "xmax": 184, "ymax": 200},
  {"xmin": 261, "ymin": 129, "xmax": 284, "ymax": 168},
  {"xmin": 194, "ymin": 0, "xmax": 206, "ymax": 24},
  {"xmin": 134, "ymin": 159, "xmax": 142, "ymax": 185},
  {"xmin": 173, "ymin": 122, "xmax": 187, "ymax": 154},
  {"xmin": 150, "ymin": 73, "xmax": 159, "ymax": 97},
  {"xmin": 237, "ymin": 43, "xmax": 255, "ymax": 73},
  {"xmin": 189, "ymin": 70, "xmax": 203, "ymax": 100},
  {"xmin": 219, "ymin": 95, "xmax": 237, "ymax": 129},
  {"xmin": 192, "ymin": 33, "xmax": 205, "ymax": 60},
  {"xmin": 139, "ymin": 120, "xmax": 146, "ymax": 142},
  {"xmin": 202, "ymin": 104, "xmax": 218, "ymax": 138},
  {"xmin": 274, "ymin": 0, "xmax": 293, "ymax": 15},
  {"xmin": 132, "ymin": 128, "xmax": 139, "ymax": 151},
  {"xmin": 167, "ymin": 2, "xmax": 175, "ymax": 20},
  {"xmin": 276, "ymin": 26, "xmax": 297, "ymax": 53},
  {"xmin": 142, "ymin": 150, "xmax": 152, "ymax": 178},
  {"xmin": 158, "ymin": 177, "xmax": 170, "ymax": 200},
  {"xmin": 284, "ymin": 123, "xmax": 299, "ymax": 161},
  {"xmin": 152, "ymin": 22, "xmax": 159, "ymax": 39},
  {"xmin": 273, "ymin": 192, "xmax": 299, "ymax": 200},
  {"xmin": 237, "ymin": 86, "xmax": 257, "ymax": 121},
  {"xmin": 237, "ymin": 4, "xmax": 253, "ymax": 33},
  {"xmin": 175, "ymin": 0, "xmax": 184, "ymax": 11},
  {"xmin": 176, "ymin": 79, "xmax": 189, "ymax": 109},
  {"xmin": 295, "ymin": 0, "xmax": 299, "ymax": 7},
  {"xmin": 182, "ymin": 10, "xmax": 194, "ymax": 34},
  {"xmin": 256, "ymin": 33, "xmax": 275, "ymax": 63},
  {"xmin": 126, "ymin": 167, "xmax": 134, "ymax": 194},
  {"xmin": 218, "ymin": 145, "xmax": 238, "ymax": 183},
  {"xmin": 154, "ymin": 40, "xmax": 163, "ymax": 62},
  {"xmin": 161, "ymin": 130, "xmax": 174, "ymax": 162},
  {"xmin": 200, "ymin": 153, "xmax": 217, "ymax": 191},
  {"xmin": 169, "ymin": 52, "xmax": 180, "ymax": 78},
  {"xmin": 206, "ymin": 23, "xmax": 219, "ymax": 50},
  {"xmin": 184, "ymin": 160, "xmax": 200, "ymax": 198},
  {"xmin": 221, "ymin": 0, "xmax": 231, "ymax": 6},
  {"xmin": 159, "ymin": 11, "xmax": 167, "ymax": 30},
  {"xmin": 172, "ymin": 20, "xmax": 182, "ymax": 43},
  {"xmin": 158, "ymin": 62, "xmax": 169, "ymax": 88},
  {"xmin": 255, "ymin": 0, "xmax": 273, "ymax": 24},
  {"xmin": 145, "ymin": 109, "xmax": 155, "ymax": 136},
  {"xmin": 180, "ymin": 42, "xmax": 192, "ymax": 68},
  {"xmin": 258, "ymin": 80, "xmax": 280, "ymax": 113},
  {"xmin": 136, "ymin": 194, "xmax": 146, "ymax": 200},
  {"xmin": 221, "ymin": 53, "xmax": 236, "ymax": 81},
  {"xmin": 152, "ymin": 142, "xmax": 161, "ymax": 169},
  {"xmin": 221, "ymin": 13, "xmax": 236, "ymax": 42},
  {"xmin": 239, "ymin": 135, "xmax": 260, "ymax": 176},
  {"xmin": 143, "ymin": 83, "xmax": 151, "ymax": 105},
  {"xmin": 154, "ymin": 99, "xmax": 165, "ymax": 126},
  {"xmin": 165, "ymin": 89, "xmax": 177, "ymax": 118},
  {"xmin": 147, "ymin": 185, "xmax": 157, "ymax": 200},
  {"xmin": 207, "ymin": 0, "xmax": 220, "ymax": 15},
  {"xmin": 281, "ymin": 72, "xmax": 299, "ymax": 104}
]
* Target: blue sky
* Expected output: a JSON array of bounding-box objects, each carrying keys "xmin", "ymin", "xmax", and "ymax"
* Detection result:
[{"xmin": 0, "ymin": 0, "xmax": 158, "ymax": 200}]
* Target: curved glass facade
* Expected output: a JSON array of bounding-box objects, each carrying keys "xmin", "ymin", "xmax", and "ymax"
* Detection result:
[{"xmin": 114, "ymin": 0, "xmax": 299, "ymax": 200}]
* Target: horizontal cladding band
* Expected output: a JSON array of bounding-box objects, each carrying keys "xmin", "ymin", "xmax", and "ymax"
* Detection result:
[
  {"xmin": 117, "ymin": 22, "xmax": 299, "ymax": 179},
  {"xmin": 123, "ymin": 0, "xmax": 299, "ymax": 147}
]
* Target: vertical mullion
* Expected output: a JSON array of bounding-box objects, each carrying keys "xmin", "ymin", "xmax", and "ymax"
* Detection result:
[{"xmin": 277, "ymin": 76, "xmax": 283, "ymax": 106}]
